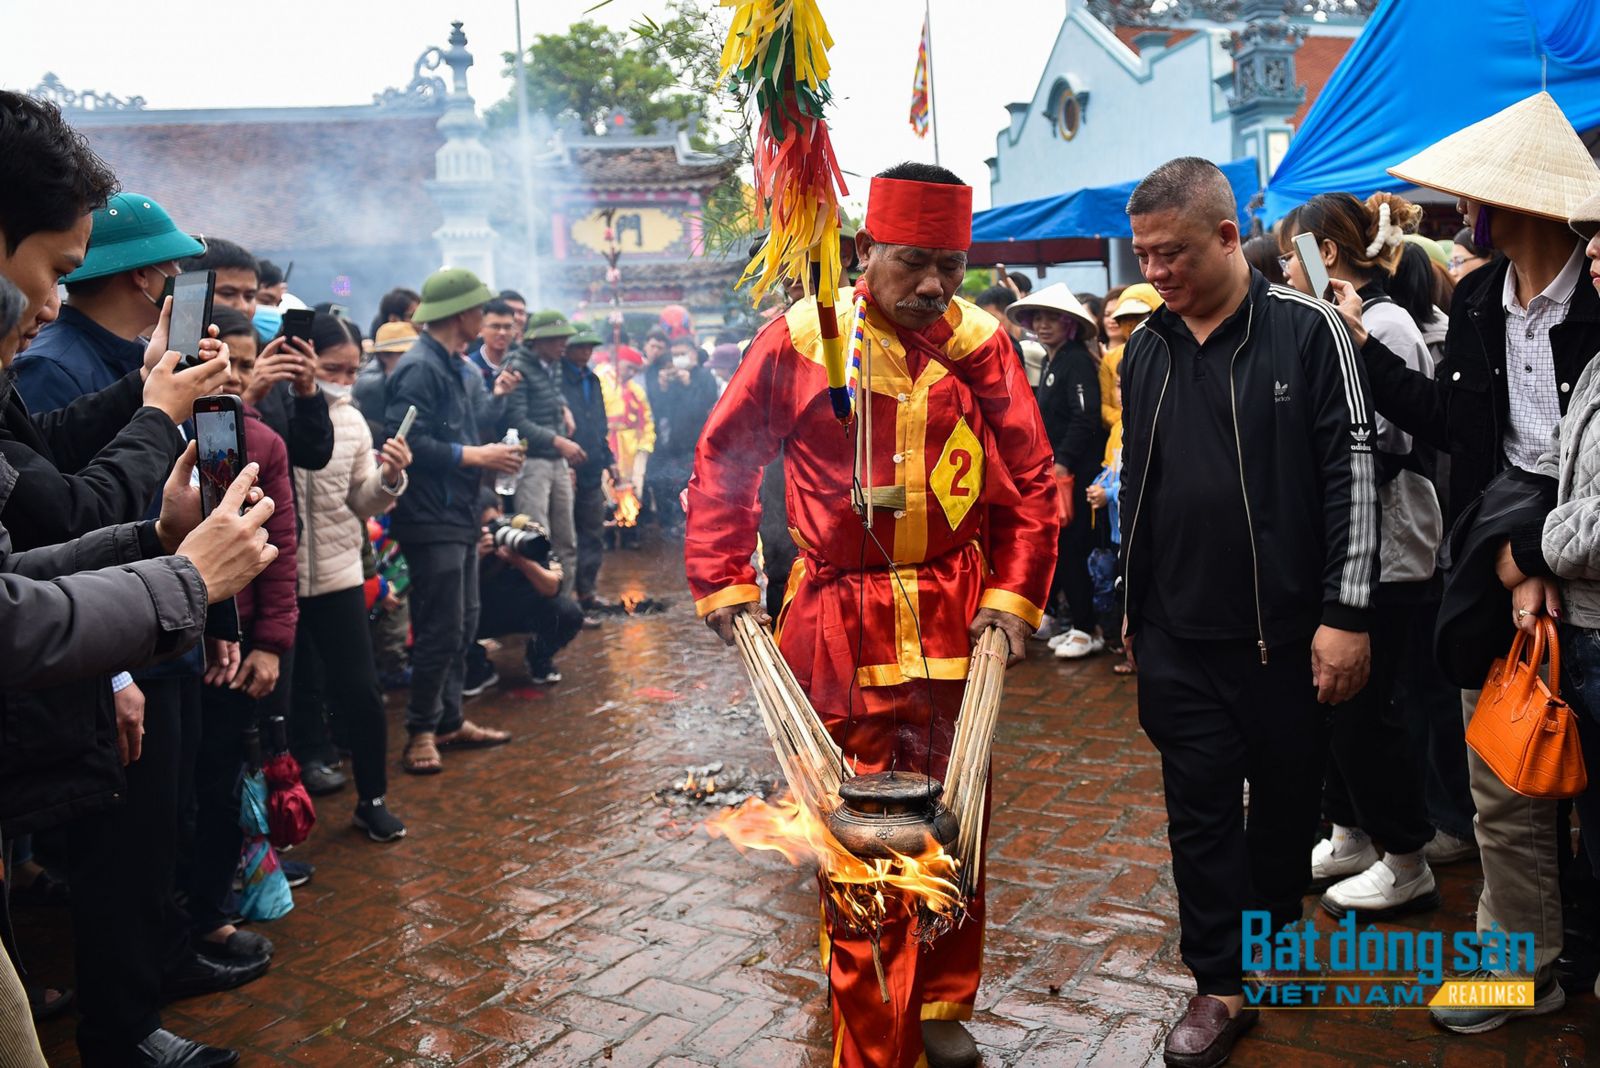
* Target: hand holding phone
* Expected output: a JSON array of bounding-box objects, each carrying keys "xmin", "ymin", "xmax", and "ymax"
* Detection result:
[
  {"xmin": 144, "ymin": 347, "xmax": 233, "ymax": 424},
  {"xmin": 1291, "ymin": 232, "xmax": 1334, "ymax": 303},
  {"xmin": 174, "ymin": 463, "xmax": 278, "ymax": 605},
  {"xmin": 165, "ymin": 272, "xmax": 216, "ymax": 369},
  {"xmin": 282, "ymin": 307, "xmax": 315, "ymax": 344},
  {"xmin": 193, "ymin": 394, "xmax": 249, "ymax": 518},
  {"xmin": 395, "ymin": 404, "xmax": 418, "ymax": 443}
]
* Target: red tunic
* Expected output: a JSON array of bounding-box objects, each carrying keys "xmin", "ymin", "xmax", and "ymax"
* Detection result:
[{"xmin": 686, "ymin": 289, "xmax": 1057, "ymax": 1067}]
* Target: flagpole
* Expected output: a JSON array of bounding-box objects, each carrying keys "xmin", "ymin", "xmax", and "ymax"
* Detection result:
[{"xmin": 925, "ymin": 0, "xmax": 941, "ymax": 166}]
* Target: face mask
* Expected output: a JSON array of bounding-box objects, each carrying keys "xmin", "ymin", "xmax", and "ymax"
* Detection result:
[
  {"xmin": 672, "ymin": 354, "xmax": 694, "ymax": 370},
  {"xmin": 319, "ymin": 380, "xmax": 352, "ymax": 399},
  {"xmin": 253, "ymin": 306, "xmax": 283, "ymax": 344},
  {"xmin": 142, "ymin": 268, "xmax": 174, "ymax": 309}
]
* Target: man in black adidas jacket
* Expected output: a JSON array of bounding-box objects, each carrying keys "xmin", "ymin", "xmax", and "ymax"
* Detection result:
[{"xmin": 1117, "ymin": 158, "xmax": 1378, "ymax": 1068}]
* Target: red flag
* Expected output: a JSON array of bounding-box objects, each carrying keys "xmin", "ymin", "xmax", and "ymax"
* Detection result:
[{"xmin": 909, "ymin": 14, "xmax": 931, "ymax": 137}]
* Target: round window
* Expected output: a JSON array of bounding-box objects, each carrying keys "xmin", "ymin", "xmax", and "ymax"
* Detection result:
[{"xmin": 1054, "ymin": 86, "xmax": 1081, "ymax": 140}]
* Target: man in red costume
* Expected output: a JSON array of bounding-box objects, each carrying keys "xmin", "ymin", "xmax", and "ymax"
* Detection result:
[{"xmin": 686, "ymin": 162, "xmax": 1058, "ymax": 1068}]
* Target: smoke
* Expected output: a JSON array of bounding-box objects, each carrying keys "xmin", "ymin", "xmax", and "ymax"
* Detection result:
[{"xmin": 75, "ymin": 110, "xmax": 539, "ymax": 332}]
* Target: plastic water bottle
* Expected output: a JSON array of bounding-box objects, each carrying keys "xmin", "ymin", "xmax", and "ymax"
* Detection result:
[{"xmin": 495, "ymin": 428, "xmax": 522, "ymax": 496}]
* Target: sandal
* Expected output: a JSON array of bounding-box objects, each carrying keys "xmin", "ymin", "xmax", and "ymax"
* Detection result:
[
  {"xmin": 1113, "ymin": 660, "xmax": 1137, "ymax": 676},
  {"xmin": 403, "ymin": 734, "xmax": 443, "ymax": 775},
  {"xmin": 435, "ymin": 720, "xmax": 512, "ymax": 750}
]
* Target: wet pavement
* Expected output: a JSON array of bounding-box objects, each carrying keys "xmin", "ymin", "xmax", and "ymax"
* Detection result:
[{"xmin": 27, "ymin": 538, "xmax": 1600, "ymax": 1065}]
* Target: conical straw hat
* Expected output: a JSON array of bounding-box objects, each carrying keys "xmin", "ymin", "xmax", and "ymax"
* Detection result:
[
  {"xmin": 1388, "ymin": 92, "xmax": 1600, "ymax": 223},
  {"xmin": 1006, "ymin": 282, "xmax": 1098, "ymax": 335}
]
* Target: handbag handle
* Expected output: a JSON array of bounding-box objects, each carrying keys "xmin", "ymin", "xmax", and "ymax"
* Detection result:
[{"xmin": 1539, "ymin": 616, "xmax": 1562, "ymax": 696}]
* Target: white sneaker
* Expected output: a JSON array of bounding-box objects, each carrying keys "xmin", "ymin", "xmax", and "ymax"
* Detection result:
[
  {"xmin": 1054, "ymin": 630, "xmax": 1104, "ymax": 659},
  {"xmin": 1308, "ymin": 835, "xmax": 1378, "ymax": 890},
  {"xmin": 1423, "ymin": 829, "xmax": 1479, "ymax": 866},
  {"xmin": 1320, "ymin": 858, "xmax": 1441, "ymax": 920}
]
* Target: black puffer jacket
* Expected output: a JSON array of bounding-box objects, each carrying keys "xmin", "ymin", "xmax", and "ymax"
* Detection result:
[
  {"xmin": 384, "ymin": 334, "xmax": 483, "ymax": 545},
  {"xmin": 503, "ymin": 348, "xmax": 568, "ymax": 459},
  {"xmin": 0, "ymin": 371, "xmax": 181, "ymax": 549},
  {"xmin": 1120, "ymin": 269, "xmax": 1380, "ymax": 648},
  {"xmin": 1362, "ymin": 253, "xmax": 1600, "ymax": 526},
  {"xmin": 0, "ymin": 452, "xmax": 208, "ymax": 833}
]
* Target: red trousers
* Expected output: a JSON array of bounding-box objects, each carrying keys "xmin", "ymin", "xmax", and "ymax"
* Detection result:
[{"xmin": 818, "ymin": 679, "xmax": 986, "ymax": 1068}]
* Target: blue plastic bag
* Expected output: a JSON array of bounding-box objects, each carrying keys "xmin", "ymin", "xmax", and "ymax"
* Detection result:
[{"xmin": 238, "ymin": 772, "xmax": 294, "ymax": 922}]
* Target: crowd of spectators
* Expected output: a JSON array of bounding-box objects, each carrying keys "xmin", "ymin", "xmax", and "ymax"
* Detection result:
[{"xmin": 0, "ymin": 88, "xmax": 731, "ymax": 1066}]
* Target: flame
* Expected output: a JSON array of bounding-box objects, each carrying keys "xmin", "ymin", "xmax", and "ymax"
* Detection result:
[
  {"xmin": 614, "ymin": 485, "xmax": 641, "ymax": 528},
  {"xmin": 706, "ymin": 793, "xmax": 962, "ymax": 938}
]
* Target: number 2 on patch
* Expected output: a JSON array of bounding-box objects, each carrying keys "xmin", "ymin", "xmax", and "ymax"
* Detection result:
[
  {"xmin": 930, "ymin": 417, "xmax": 984, "ymax": 529},
  {"xmin": 948, "ymin": 450, "xmax": 973, "ymax": 496}
]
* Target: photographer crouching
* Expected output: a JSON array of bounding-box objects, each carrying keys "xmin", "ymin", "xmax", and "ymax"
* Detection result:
[{"xmin": 467, "ymin": 494, "xmax": 584, "ymax": 690}]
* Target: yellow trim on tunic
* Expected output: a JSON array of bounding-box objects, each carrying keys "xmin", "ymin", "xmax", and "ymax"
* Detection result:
[
  {"xmin": 774, "ymin": 557, "xmax": 807, "ymax": 642},
  {"xmin": 855, "ymin": 657, "xmax": 971, "ymax": 688},
  {"xmin": 693, "ymin": 584, "xmax": 763, "ymax": 618},
  {"xmin": 979, "ymin": 588, "xmax": 1045, "ymax": 629},
  {"xmin": 920, "ymin": 1001, "xmax": 975, "ymax": 1022}
]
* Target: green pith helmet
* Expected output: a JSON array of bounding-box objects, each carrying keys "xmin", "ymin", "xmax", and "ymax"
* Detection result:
[
  {"xmin": 566, "ymin": 329, "xmax": 602, "ymax": 348},
  {"xmin": 411, "ymin": 267, "xmax": 494, "ymax": 323},
  {"xmin": 63, "ymin": 193, "xmax": 205, "ymax": 283},
  {"xmin": 525, "ymin": 309, "xmax": 577, "ymax": 340}
]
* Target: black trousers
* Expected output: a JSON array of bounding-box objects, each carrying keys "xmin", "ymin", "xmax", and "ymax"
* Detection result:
[
  {"xmin": 573, "ymin": 479, "xmax": 607, "ymax": 601},
  {"xmin": 1051, "ymin": 480, "xmax": 1096, "ymax": 631},
  {"xmin": 1136, "ymin": 622, "xmax": 1328, "ymax": 994},
  {"xmin": 1394, "ymin": 596, "xmax": 1477, "ymax": 842},
  {"xmin": 68, "ymin": 675, "xmax": 199, "ymax": 1060},
  {"xmin": 292, "ymin": 587, "xmax": 390, "ymax": 800},
  {"xmin": 1322, "ymin": 588, "xmax": 1433, "ymax": 854},
  {"xmin": 477, "ymin": 572, "xmax": 584, "ymax": 671},
  {"xmin": 186, "ymin": 680, "xmax": 256, "ymax": 937},
  {"xmin": 404, "ymin": 541, "xmax": 479, "ymax": 737}
]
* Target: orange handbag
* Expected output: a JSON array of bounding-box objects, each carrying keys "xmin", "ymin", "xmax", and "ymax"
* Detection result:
[
  {"xmin": 1465, "ymin": 617, "xmax": 1588, "ymax": 799},
  {"xmin": 1053, "ymin": 469, "xmax": 1075, "ymax": 527}
]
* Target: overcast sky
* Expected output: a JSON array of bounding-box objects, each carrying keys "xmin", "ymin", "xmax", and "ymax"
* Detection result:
[{"xmin": 0, "ymin": 0, "xmax": 1066, "ymax": 212}]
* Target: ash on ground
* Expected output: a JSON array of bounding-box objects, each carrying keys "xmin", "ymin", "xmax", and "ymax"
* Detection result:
[{"xmin": 651, "ymin": 762, "xmax": 778, "ymax": 810}]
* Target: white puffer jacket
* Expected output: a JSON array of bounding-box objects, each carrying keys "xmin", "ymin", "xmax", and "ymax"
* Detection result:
[{"xmin": 294, "ymin": 393, "xmax": 406, "ymax": 598}]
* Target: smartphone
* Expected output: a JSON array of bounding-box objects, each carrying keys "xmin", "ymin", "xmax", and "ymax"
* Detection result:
[
  {"xmin": 1291, "ymin": 232, "xmax": 1334, "ymax": 303},
  {"xmin": 193, "ymin": 394, "xmax": 248, "ymax": 518},
  {"xmin": 395, "ymin": 404, "xmax": 418, "ymax": 443},
  {"xmin": 164, "ymin": 271, "xmax": 215, "ymax": 368},
  {"xmin": 282, "ymin": 307, "xmax": 315, "ymax": 344}
]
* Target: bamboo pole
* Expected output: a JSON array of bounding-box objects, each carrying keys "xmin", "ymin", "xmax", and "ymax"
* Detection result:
[
  {"xmin": 733, "ymin": 612, "xmax": 847, "ymax": 811},
  {"xmin": 944, "ymin": 626, "xmax": 1008, "ymax": 903}
]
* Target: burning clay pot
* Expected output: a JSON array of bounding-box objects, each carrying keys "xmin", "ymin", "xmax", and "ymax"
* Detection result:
[{"xmin": 827, "ymin": 771, "xmax": 959, "ymax": 861}]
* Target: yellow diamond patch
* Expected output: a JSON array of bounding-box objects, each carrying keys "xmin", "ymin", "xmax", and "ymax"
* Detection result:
[{"xmin": 929, "ymin": 417, "xmax": 984, "ymax": 531}]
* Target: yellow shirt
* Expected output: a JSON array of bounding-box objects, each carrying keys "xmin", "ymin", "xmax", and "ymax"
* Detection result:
[
  {"xmin": 1100, "ymin": 343, "xmax": 1123, "ymax": 430},
  {"xmin": 1103, "ymin": 416, "xmax": 1122, "ymax": 471}
]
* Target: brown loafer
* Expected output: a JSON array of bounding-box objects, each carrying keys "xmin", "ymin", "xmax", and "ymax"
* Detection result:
[
  {"xmin": 921, "ymin": 1019, "xmax": 979, "ymax": 1068},
  {"xmin": 1163, "ymin": 996, "xmax": 1257, "ymax": 1068}
]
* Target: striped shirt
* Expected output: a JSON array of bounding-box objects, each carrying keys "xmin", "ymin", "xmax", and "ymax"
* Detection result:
[{"xmin": 1501, "ymin": 246, "xmax": 1584, "ymax": 471}]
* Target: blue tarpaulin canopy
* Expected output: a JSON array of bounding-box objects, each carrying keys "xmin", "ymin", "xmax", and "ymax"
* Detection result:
[
  {"xmin": 969, "ymin": 158, "xmax": 1261, "ymax": 266},
  {"xmin": 1263, "ymin": 0, "xmax": 1600, "ymax": 222}
]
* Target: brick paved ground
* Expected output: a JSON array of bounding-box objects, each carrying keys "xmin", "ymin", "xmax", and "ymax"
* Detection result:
[{"xmin": 24, "ymin": 540, "xmax": 1600, "ymax": 1065}]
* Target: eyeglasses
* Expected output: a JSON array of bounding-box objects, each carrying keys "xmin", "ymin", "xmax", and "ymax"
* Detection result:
[{"xmin": 1277, "ymin": 254, "xmax": 1295, "ymax": 275}]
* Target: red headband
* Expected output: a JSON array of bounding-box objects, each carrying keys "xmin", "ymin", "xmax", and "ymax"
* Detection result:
[{"xmin": 865, "ymin": 176, "xmax": 972, "ymax": 251}]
